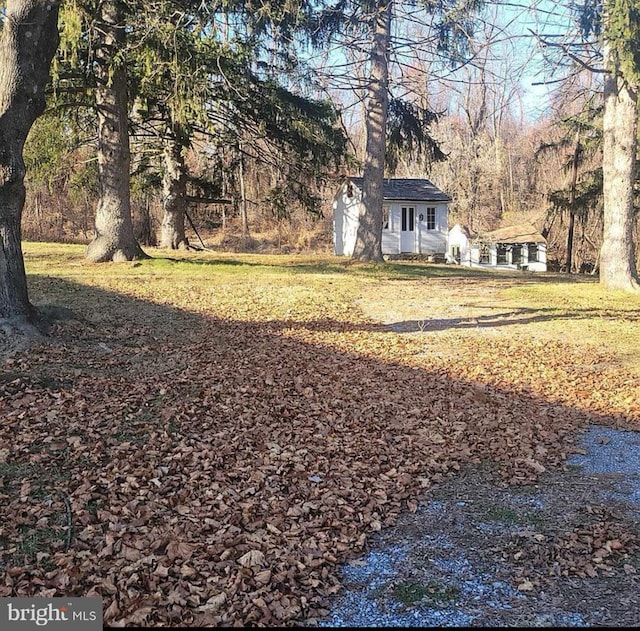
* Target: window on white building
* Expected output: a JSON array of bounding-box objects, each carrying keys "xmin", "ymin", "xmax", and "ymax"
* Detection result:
[
  {"xmin": 512, "ymin": 245, "xmax": 523, "ymax": 265},
  {"xmin": 426, "ymin": 207, "xmax": 436, "ymax": 230}
]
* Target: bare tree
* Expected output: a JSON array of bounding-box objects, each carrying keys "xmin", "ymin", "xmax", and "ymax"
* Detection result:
[{"xmin": 429, "ymin": 3, "xmax": 532, "ymax": 232}]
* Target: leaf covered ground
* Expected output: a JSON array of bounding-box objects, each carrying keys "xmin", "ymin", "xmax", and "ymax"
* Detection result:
[
  {"xmin": 323, "ymin": 448, "xmax": 640, "ymax": 627},
  {"xmin": 1, "ymin": 244, "xmax": 639, "ymax": 626}
]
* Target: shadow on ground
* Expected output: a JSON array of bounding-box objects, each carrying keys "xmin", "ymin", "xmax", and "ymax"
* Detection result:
[
  {"xmin": 0, "ymin": 275, "xmax": 637, "ymax": 626},
  {"xmin": 317, "ymin": 426, "xmax": 640, "ymax": 627}
]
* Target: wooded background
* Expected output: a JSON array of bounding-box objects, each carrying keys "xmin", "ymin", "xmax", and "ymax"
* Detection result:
[{"xmin": 14, "ymin": 0, "xmax": 640, "ymax": 274}]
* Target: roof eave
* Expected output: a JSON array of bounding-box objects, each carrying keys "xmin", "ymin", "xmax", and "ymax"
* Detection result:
[{"xmin": 382, "ymin": 196, "xmax": 452, "ymax": 203}]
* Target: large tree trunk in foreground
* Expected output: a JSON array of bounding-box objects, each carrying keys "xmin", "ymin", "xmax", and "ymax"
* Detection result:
[
  {"xmin": 160, "ymin": 137, "xmax": 189, "ymax": 249},
  {"xmin": 86, "ymin": 0, "xmax": 146, "ymax": 262},
  {"xmin": 600, "ymin": 45, "xmax": 640, "ymax": 291},
  {"xmin": 0, "ymin": 0, "xmax": 60, "ymax": 322},
  {"xmin": 352, "ymin": 0, "xmax": 391, "ymax": 263}
]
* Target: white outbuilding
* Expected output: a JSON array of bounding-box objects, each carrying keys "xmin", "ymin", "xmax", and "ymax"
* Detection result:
[
  {"xmin": 447, "ymin": 223, "xmax": 547, "ymax": 272},
  {"xmin": 333, "ymin": 177, "xmax": 451, "ymax": 257}
]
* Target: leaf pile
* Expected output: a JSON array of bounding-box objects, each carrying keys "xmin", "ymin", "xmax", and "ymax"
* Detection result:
[
  {"xmin": 507, "ymin": 505, "xmax": 640, "ymax": 586},
  {"xmin": 1, "ymin": 264, "xmax": 639, "ymax": 626}
]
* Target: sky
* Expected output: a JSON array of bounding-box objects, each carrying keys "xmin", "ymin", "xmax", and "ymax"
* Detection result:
[
  {"xmin": 505, "ymin": 0, "xmax": 596, "ymax": 121},
  {"xmin": 307, "ymin": 0, "xmax": 590, "ymax": 128}
]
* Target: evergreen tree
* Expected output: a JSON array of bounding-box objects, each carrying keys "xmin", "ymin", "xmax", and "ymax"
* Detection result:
[
  {"xmin": 85, "ymin": 0, "xmax": 146, "ymax": 262},
  {"xmin": 129, "ymin": 0, "xmax": 347, "ymax": 248},
  {"xmin": 568, "ymin": 0, "xmax": 640, "ymax": 290},
  {"xmin": 311, "ymin": 0, "xmax": 483, "ymax": 262},
  {"xmin": 50, "ymin": 0, "xmax": 342, "ymax": 255},
  {"xmin": 537, "ymin": 106, "xmax": 603, "ymax": 273},
  {"xmin": 51, "ymin": 0, "xmax": 149, "ymax": 261}
]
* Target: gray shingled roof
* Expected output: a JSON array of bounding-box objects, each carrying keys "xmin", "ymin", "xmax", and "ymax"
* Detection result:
[{"xmin": 349, "ymin": 177, "xmax": 451, "ymax": 202}]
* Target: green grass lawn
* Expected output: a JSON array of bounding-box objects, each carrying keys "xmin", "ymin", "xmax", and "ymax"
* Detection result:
[{"xmin": 22, "ymin": 241, "xmax": 640, "ymax": 371}]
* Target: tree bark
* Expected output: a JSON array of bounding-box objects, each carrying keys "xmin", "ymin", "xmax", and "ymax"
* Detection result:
[
  {"xmin": 85, "ymin": 0, "xmax": 146, "ymax": 262},
  {"xmin": 600, "ymin": 43, "xmax": 640, "ymax": 291},
  {"xmin": 566, "ymin": 138, "xmax": 581, "ymax": 274},
  {"xmin": 0, "ymin": 0, "xmax": 60, "ymax": 322},
  {"xmin": 160, "ymin": 136, "xmax": 189, "ymax": 249},
  {"xmin": 352, "ymin": 0, "xmax": 391, "ymax": 262},
  {"xmin": 238, "ymin": 151, "xmax": 250, "ymax": 240}
]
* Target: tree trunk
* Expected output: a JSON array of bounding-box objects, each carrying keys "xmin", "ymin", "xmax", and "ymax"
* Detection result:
[
  {"xmin": 239, "ymin": 151, "xmax": 250, "ymax": 240},
  {"xmin": 600, "ymin": 44, "xmax": 640, "ymax": 291},
  {"xmin": 160, "ymin": 136, "xmax": 189, "ymax": 249},
  {"xmin": 138, "ymin": 194, "xmax": 155, "ymax": 246},
  {"xmin": 352, "ymin": 0, "xmax": 391, "ymax": 262},
  {"xmin": 85, "ymin": 0, "xmax": 146, "ymax": 263},
  {"xmin": 495, "ymin": 137, "xmax": 506, "ymax": 217},
  {"xmin": 0, "ymin": 0, "xmax": 60, "ymax": 322},
  {"xmin": 566, "ymin": 211, "xmax": 576, "ymax": 273},
  {"xmin": 566, "ymin": 138, "xmax": 581, "ymax": 273}
]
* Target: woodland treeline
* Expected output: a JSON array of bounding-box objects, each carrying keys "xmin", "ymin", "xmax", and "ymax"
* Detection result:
[
  {"xmin": 23, "ymin": 70, "xmax": 614, "ymax": 274},
  {"xmin": 1, "ymin": 0, "xmax": 639, "ymax": 324}
]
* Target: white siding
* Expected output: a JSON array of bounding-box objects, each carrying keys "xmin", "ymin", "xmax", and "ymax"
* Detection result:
[
  {"xmin": 447, "ymin": 224, "xmax": 548, "ymax": 272},
  {"xmin": 475, "ymin": 243, "xmax": 547, "ymax": 271},
  {"xmin": 332, "ymin": 182, "xmax": 362, "ymax": 256},
  {"xmin": 446, "ymin": 224, "xmax": 472, "ymax": 264},
  {"xmin": 381, "ymin": 203, "xmax": 447, "ymax": 255},
  {"xmin": 334, "ymin": 182, "xmax": 450, "ymax": 256},
  {"xmin": 415, "ymin": 204, "xmax": 448, "ymax": 254},
  {"xmin": 381, "ymin": 206, "xmax": 401, "ymax": 253}
]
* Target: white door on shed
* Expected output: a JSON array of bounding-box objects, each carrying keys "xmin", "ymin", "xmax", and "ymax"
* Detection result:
[{"xmin": 400, "ymin": 206, "xmax": 415, "ymax": 252}]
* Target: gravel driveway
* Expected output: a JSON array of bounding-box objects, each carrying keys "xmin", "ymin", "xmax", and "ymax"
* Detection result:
[{"xmin": 316, "ymin": 425, "xmax": 640, "ymax": 627}]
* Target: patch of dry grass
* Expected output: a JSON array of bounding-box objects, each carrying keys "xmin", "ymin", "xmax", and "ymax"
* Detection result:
[{"xmin": 22, "ymin": 240, "xmax": 640, "ymax": 376}]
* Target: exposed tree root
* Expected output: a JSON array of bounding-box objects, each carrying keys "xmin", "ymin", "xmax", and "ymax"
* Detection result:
[
  {"xmin": 85, "ymin": 237, "xmax": 149, "ymax": 263},
  {"xmin": 0, "ymin": 316, "xmax": 42, "ymax": 360},
  {"xmin": 0, "ymin": 305, "xmax": 82, "ymax": 359},
  {"xmin": 600, "ymin": 276, "xmax": 640, "ymax": 293}
]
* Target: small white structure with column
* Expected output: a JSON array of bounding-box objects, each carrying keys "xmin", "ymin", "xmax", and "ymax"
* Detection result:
[{"xmin": 447, "ymin": 223, "xmax": 547, "ymax": 272}]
